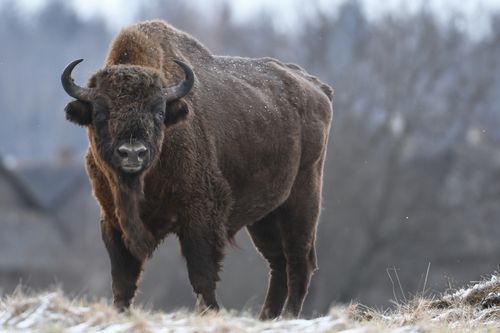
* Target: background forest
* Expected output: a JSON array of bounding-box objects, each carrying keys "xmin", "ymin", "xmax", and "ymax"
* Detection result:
[{"xmin": 0, "ymin": 0, "xmax": 499, "ymax": 315}]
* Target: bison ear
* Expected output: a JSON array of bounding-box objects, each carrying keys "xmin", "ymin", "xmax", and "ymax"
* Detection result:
[
  {"xmin": 164, "ymin": 99, "xmax": 189, "ymax": 126},
  {"xmin": 65, "ymin": 100, "xmax": 92, "ymax": 126}
]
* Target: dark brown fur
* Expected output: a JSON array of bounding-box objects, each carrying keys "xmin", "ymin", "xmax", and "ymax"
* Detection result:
[{"xmin": 64, "ymin": 20, "xmax": 333, "ymax": 319}]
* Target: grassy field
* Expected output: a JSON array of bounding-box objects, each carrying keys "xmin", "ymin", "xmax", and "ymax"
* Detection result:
[{"xmin": 0, "ymin": 274, "xmax": 498, "ymax": 332}]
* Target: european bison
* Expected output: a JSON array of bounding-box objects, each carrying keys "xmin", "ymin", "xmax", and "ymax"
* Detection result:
[{"xmin": 61, "ymin": 20, "xmax": 332, "ymax": 319}]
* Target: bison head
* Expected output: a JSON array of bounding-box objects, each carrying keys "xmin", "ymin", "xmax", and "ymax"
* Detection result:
[{"xmin": 61, "ymin": 59, "xmax": 194, "ymax": 178}]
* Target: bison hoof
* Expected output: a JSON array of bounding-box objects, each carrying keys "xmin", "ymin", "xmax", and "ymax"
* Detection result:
[
  {"xmin": 259, "ymin": 307, "xmax": 279, "ymax": 321},
  {"xmin": 114, "ymin": 299, "xmax": 131, "ymax": 312},
  {"xmin": 280, "ymin": 308, "xmax": 300, "ymax": 319},
  {"xmin": 195, "ymin": 294, "xmax": 220, "ymax": 315},
  {"xmin": 200, "ymin": 304, "xmax": 220, "ymax": 316}
]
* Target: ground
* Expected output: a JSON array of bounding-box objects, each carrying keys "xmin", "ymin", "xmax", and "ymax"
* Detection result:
[{"xmin": 0, "ymin": 274, "xmax": 498, "ymax": 332}]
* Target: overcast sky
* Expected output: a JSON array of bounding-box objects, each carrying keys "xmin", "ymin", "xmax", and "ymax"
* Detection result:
[{"xmin": 4, "ymin": 0, "xmax": 500, "ymax": 37}]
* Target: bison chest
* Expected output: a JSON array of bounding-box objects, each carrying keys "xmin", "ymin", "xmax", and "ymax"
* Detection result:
[{"xmin": 139, "ymin": 196, "xmax": 182, "ymax": 237}]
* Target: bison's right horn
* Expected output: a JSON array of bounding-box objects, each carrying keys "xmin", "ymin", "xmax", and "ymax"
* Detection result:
[
  {"xmin": 165, "ymin": 60, "xmax": 195, "ymax": 103},
  {"xmin": 61, "ymin": 59, "xmax": 95, "ymax": 102}
]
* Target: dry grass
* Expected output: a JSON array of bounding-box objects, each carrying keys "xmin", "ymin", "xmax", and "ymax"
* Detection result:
[
  {"xmin": 345, "ymin": 273, "xmax": 500, "ymax": 332},
  {"xmin": 0, "ymin": 274, "xmax": 498, "ymax": 332}
]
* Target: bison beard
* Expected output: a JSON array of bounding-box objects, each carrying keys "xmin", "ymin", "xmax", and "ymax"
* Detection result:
[
  {"xmin": 114, "ymin": 180, "xmax": 156, "ymax": 261},
  {"xmin": 61, "ymin": 20, "xmax": 333, "ymax": 319}
]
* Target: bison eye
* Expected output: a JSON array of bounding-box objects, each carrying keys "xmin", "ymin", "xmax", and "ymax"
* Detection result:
[
  {"xmin": 94, "ymin": 112, "xmax": 107, "ymax": 122},
  {"xmin": 155, "ymin": 110, "xmax": 165, "ymax": 121}
]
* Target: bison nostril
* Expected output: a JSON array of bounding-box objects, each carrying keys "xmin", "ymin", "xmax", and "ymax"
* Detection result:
[
  {"xmin": 117, "ymin": 148, "xmax": 128, "ymax": 159},
  {"xmin": 137, "ymin": 148, "xmax": 148, "ymax": 159}
]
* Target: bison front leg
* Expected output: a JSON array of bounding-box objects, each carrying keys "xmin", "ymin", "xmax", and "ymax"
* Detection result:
[
  {"xmin": 114, "ymin": 188, "xmax": 156, "ymax": 261},
  {"xmin": 101, "ymin": 219, "xmax": 144, "ymax": 311},
  {"xmin": 179, "ymin": 224, "xmax": 225, "ymax": 313}
]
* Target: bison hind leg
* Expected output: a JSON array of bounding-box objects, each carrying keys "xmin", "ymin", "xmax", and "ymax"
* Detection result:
[
  {"xmin": 247, "ymin": 211, "xmax": 288, "ymax": 320},
  {"xmin": 278, "ymin": 164, "xmax": 322, "ymax": 318}
]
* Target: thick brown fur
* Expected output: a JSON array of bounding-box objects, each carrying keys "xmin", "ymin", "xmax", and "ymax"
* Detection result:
[{"xmin": 64, "ymin": 20, "xmax": 333, "ymax": 319}]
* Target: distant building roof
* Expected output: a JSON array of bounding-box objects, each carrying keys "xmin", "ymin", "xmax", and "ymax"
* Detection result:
[
  {"xmin": 15, "ymin": 161, "xmax": 89, "ymax": 211},
  {"xmin": 0, "ymin": 158, "xmax": 43, "ymax": 211}
]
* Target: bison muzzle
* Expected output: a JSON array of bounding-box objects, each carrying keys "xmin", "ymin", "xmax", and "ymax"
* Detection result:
[{"xmin": 61, "ymin": 20, "xmax": 333, "ymax": 319}]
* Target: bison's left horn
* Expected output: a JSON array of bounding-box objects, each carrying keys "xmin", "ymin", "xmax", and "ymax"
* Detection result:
[
  {"xmin": 165, "ymin": 60, "xmax": 195, "ymax": 103},
  {"xmin": 61, "ymin": 59, "xmax": 95, "ymax": 102}
]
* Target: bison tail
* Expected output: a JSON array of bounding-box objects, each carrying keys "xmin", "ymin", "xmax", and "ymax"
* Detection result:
[
  {"xmin": 320, "ymin": 83, "xmax": 334, "ymax": 102},
  {"xmin": 225, "ymin": 228, "xmax": 242, "ymax": 249}
]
